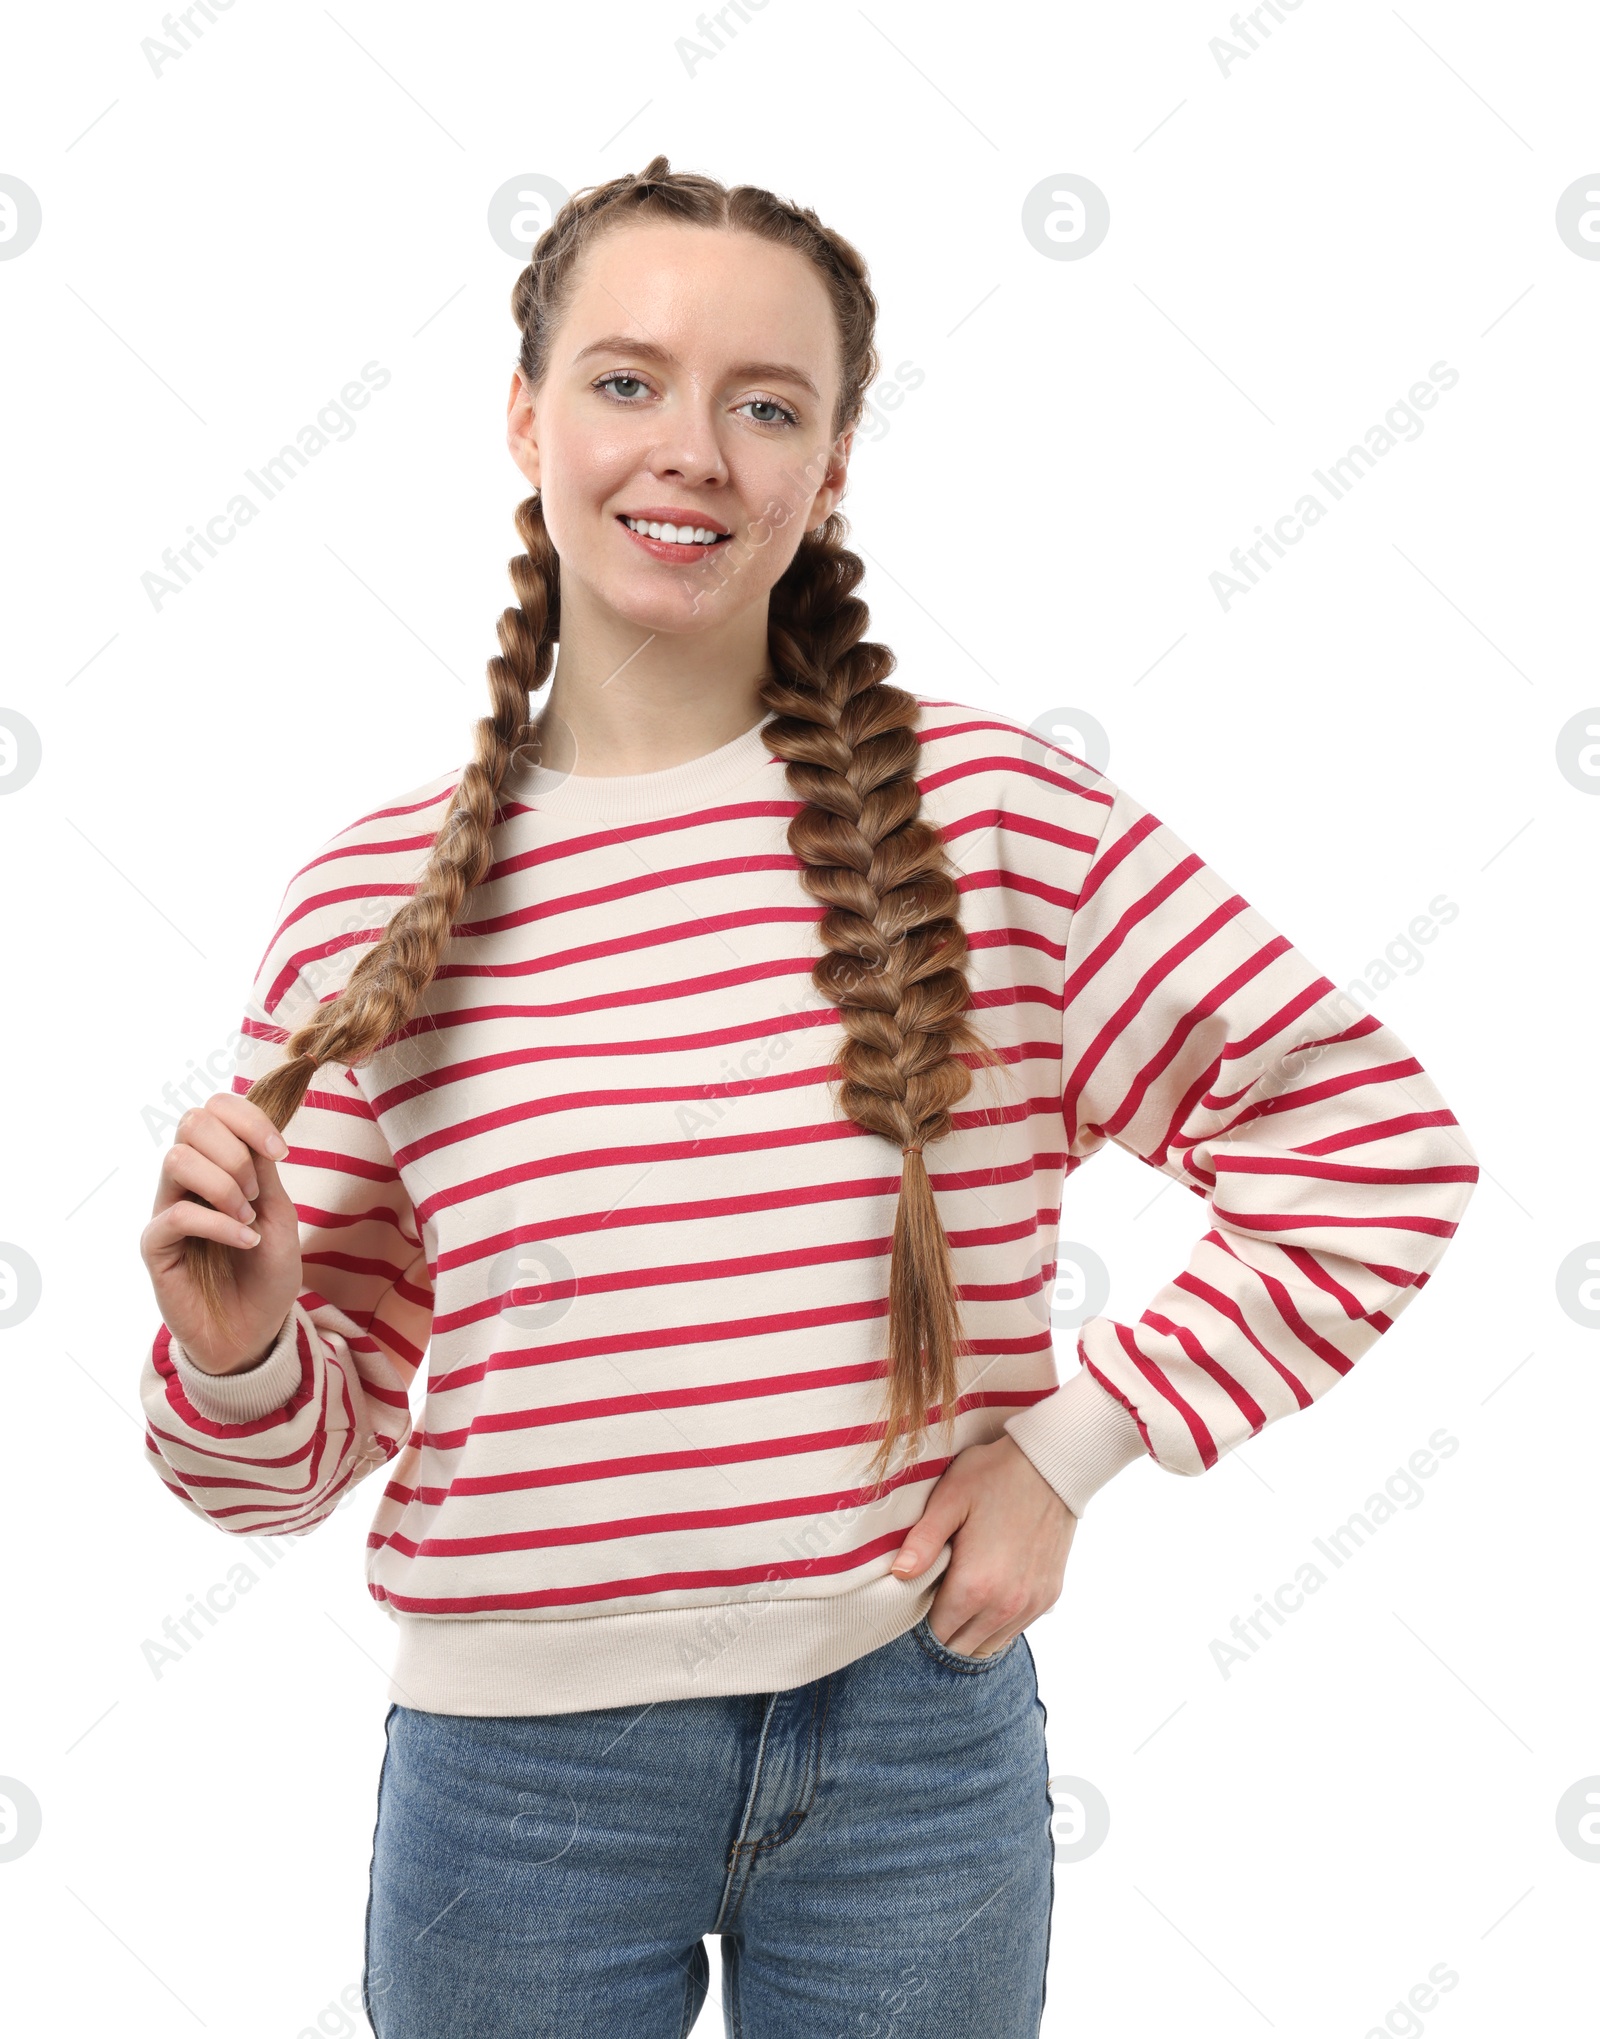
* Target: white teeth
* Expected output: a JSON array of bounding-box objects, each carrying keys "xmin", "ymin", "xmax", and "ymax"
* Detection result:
[{"xmin": 623, "ymin": 516, "xmax": 723, "ymax": 544}]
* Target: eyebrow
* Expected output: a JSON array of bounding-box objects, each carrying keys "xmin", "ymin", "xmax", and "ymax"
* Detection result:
[{"xmin": 569, "ymin": 333, "xmax": 821, "ymax": 401}]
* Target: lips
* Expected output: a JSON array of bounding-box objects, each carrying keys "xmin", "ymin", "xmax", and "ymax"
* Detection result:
[
  {"xmin": 615, "ymin": 514, "xmax": 734, "ymax": 564},
  {"xmin": 618, "ymin": 508, "xmax": 731, "ymax": 537}
]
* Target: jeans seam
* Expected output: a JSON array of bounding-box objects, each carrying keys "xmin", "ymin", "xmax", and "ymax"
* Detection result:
[
  {"xmin": 676, "ymin": 1936, "xmax": 709, "ymax": 2039},
  {"xmin": 1036, "ymin": 1653, "xmax": 1054, "ymax": 2036},
  {"xmin": 715, "ymin": 1695, "xmax": 780, "ymax": 1932},
  {"xmin": 363, "ymin": 1703, "xmax": 398, "ymax": 2037},
  {"xmin": 745, "ymin": 1673, "xmax": 830, "ymax": 1859},
  {"xmin": 720, "ymin": 1674, "xmax": 833, "ymax": 1929},
  {"xmin": 722, "ymin": 1932, "xmax": 743, "ymax": 2039}
]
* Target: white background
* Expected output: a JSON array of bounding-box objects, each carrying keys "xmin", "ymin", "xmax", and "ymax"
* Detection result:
[{"xmin": 1, "ymin": 1, "xmax": 1595, "ymax": 2033}]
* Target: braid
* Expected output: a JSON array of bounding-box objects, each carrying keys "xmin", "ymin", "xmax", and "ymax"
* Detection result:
[
  {"xmin": 185, "ymin": 152, "xmax": 1012, "ymax": 1508},
  {"xmin": 760, "ymin": 519, "xmax": 1009, "ymax": 1495}
]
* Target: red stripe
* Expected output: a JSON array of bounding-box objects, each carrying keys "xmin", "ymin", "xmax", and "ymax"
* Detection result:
[
  {"xmin": 395, "ymin": 1390, "xmax": 1033, "ymax": 1510},
  {"xmin": 1114, "ymin": 1318, "xmax": 1218, "ymax": 1468},
  {"xmin": 430, "ymin": 1164, "xmax": 1061, "ymax": 1284},
  {"xmin": 1210, "ymin": 1199, "xmax": 1464, "ymax": 1240},
  {"xmin": 1204, "ymin": 1232, "xmax": 1358, "ymax": 1375},
  {"xmin": 390, "ymin": 1479, "xmax": 922, "ymax": 1560},
  {"xmin": 1217, "ymin": 1153, "xmax": 1480, "ymax": 1188},
  {"xmin": 1063, "ymin": 866, "xmax": 1244, "ymax": 1134},
  {"xmin": 407, "ymin": 1103, "xmax": 1067, "ymax": 1225},
  {"xmin": 371, "ymin": 1520, "xmax": 925, "ymax": 1614},
  {"xmin": 1140, "ymin": 1299, "xmax": 1279, "ymax": 1422}
]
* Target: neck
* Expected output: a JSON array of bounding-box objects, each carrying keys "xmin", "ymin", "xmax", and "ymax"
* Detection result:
[{"xmin": 533, "ymin": 579, "xmax": 773, "ymax": 778}]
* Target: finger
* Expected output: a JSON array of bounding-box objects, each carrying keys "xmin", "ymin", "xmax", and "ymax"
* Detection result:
[
  {"xmin": 935, "ymin": 1605, "xmax": 1022, "ymax": 1658},
  {"xmin": 229, "ymin": 1140, "xmax": 295, "ymax": 1225},
  {"xmin": 923, "ymin": 1569, "xmax": 1012, "ymax": 1651},
  {"xmin": 156, "ymin": 1143, "xmax": 259, "ymax": 1225},
  {"xmin": 170, "ymin": 1095, "xmax": 286, "ymax": 1207},
  {"xmin": 143, "ymin": 1200, "xmax": 261, "ymax": 1260},
  {"xmin": 203, "ymin": 1093, "xmax": 298, "ymax": 1219},
  {"xmin": 163, "ymin": 1103, "xmax": 265, "ymax": 1206},
  {"xmin": 203, "ymin": 1089, "xmax": 291, "ymax": 1169},
  {"xmin": 925, "ymin": 1598, "xmax": 978, "ymax": 1655},
  {"xmin": 944, "ymin": 1619, "xmax": 1016, "ymax": 1659}
]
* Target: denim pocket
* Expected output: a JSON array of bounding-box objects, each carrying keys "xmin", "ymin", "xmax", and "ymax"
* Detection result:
[{"xmin": 912, "ymin": 1613, "xmax": 1020, "ymax": 1670}]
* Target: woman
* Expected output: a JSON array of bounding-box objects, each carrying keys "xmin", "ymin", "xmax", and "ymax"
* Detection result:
[{"xmin": 138, "ymin": 157, "xmax": 1478, "ymax": 2037}]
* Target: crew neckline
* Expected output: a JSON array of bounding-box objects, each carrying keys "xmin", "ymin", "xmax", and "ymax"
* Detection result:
[{"xmin": 510, "ymin": 716, "xmax": 779, "ymax": 824}]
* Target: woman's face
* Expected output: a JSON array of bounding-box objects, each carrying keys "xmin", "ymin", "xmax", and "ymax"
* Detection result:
[{"xmin": 507, "ymin": 219, "xmax": 852, "ymax": 639}]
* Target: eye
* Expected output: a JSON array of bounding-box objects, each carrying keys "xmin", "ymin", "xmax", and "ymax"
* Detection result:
[
  {"xmin": 593, "ymin": 371, "xmax": 653, "ymax": 403},
  {"xmin": 737, "ymin": 395, "xmax": 800, "ymax": 429}
]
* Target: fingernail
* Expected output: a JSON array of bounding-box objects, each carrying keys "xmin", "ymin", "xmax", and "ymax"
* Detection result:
[
  {"xmin": 238, "ymin": 1203, "xmax": 256, "ymax": 1224},
  {"xmin": 267, "ymin": 1133, "xmax": 288, "ymax": 1159},
  {"xmin": 891, "ymin": 1555, "xmax": 914, "ymax": 1575},
  {"xmin": 238, "ymin": 1226, "xmax": 260, "ymax": 1244}
]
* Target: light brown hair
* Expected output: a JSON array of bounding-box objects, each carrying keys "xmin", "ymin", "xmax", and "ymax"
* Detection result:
[{"xmin": 186, "ymin": 155, "xmax": 1009, "ymax": 1494}]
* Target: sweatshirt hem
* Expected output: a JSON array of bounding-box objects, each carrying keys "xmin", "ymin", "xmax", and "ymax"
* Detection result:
[{"xmin": 382, "ymin": 1562, "xmax": 953, "ymax": 1718}]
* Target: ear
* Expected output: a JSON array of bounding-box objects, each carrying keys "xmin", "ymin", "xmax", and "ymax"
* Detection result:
[
  {"xmin": 507, "ymin": 370, "xmax": 542, "ymax": 491},
  {"xmin": 808, "ymin": 425, "xmax": 855, "ymax": 530}
]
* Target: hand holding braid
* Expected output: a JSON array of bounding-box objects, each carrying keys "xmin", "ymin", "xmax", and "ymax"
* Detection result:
[{"xmin": 176, "ymin": 490, "xmax": 558, "ymax": 1335}]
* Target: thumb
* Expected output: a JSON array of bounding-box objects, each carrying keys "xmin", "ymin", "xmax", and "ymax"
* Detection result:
[
  {"xmin": 890, "ymin": 1493, "xmax": 959, "ymax": 1578},
  {"xmin": 250, "ymin": 1144, "xmax": 297, "ymax": 1215}
]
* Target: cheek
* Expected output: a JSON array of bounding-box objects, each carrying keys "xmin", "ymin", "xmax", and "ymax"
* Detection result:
[
  {"xmin": 735, "ymin": 452, "xmax": 830, "ymax": 560},
  {"xmin": 554, "ymin": 425, "xmax": 638, "ymax": 501},
  {"xmin": 536, "ymin": 445, "xmax": 631, "ymax": 561},
  {"xmin": 704, "ymin": 515, "xmax": 809, "ymax": 612}
]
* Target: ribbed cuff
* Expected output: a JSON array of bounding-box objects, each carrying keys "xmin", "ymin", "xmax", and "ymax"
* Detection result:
[
  {"xmin": 167, "ymin": 1307, "xmax": 302, "ymax": 1425},
  {"xmin": 1003, "ymin": 1364, "xmax": 1148, "ymax": 1518}
]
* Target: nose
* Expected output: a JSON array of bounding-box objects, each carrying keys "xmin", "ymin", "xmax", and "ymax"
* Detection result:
[{"xmin": 645, "ymin": 372, "xmax": 731, "ymax": 491}]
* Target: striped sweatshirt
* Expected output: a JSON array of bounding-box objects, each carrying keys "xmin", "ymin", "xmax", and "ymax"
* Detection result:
[{"xmin": 139, "ymin": 697, "xmax": 1479, "ymax": 1717}]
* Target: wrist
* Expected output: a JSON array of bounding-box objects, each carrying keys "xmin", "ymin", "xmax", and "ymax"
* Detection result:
[
  {"xmin": 1003, "ymin": 1366, "xmax": 1148, "ymax": 1518},
  {"xmin": 999, "ymin": 1431, "xmax": 1079, "ymax": 1519},
  {"xmin": 166, "ymin": 1306, "xmax": 303, "ymax": 1426},
  {"xmin": 182, "ymin": 1318, "xmax": 288, "ymax": 1376}
]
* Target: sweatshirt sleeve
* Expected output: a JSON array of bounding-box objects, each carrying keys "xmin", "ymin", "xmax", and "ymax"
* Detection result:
[
  {"xmin": 139, "ymin": 959, "xmax": 432, "ymax": 1540},
  {"xmin": 1002, "ymin": 775, "xmax": 1479, "ymax": 1518}
]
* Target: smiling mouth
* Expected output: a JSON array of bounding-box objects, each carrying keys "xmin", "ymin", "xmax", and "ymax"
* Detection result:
[{"xmin": 616, "ymin": 514, "xmax": 733, "ymax": 548}]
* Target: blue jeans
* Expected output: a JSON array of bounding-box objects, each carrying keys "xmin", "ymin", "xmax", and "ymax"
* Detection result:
[{"xmin": 364, "ymin": 1614, "xmax": 1056, "ymax": 2036}]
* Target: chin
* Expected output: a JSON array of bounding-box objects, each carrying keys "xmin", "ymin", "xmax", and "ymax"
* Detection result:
[{"xmin": 595, "ymin": 571, "xmax": 747, "ymax": 634}]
